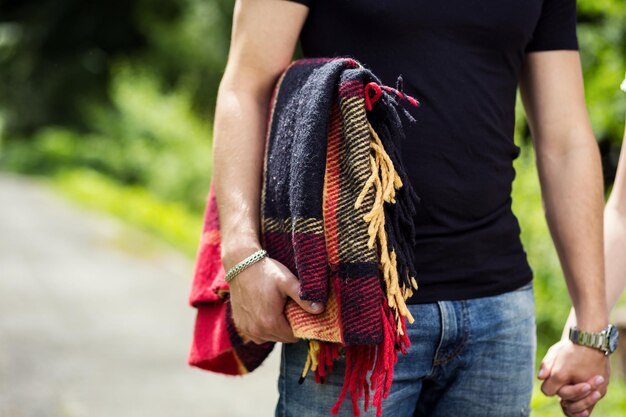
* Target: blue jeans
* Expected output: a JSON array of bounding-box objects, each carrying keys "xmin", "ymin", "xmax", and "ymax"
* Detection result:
[{"xmin": 275, "ymin": 281, "xmax": 536, "ymax": 417}]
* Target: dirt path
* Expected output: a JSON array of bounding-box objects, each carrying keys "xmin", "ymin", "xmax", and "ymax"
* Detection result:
[{"xmin": 0, "ymin": 173, "xmax": 280, "ymax": 417}]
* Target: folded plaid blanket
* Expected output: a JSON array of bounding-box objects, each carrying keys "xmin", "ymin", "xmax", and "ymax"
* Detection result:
[{"xmin": 188, "ymin": 57, "xmax": 420, "ymax": 417}]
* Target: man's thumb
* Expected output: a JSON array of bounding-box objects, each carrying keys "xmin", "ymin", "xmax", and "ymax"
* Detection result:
[{"xmin": 282, "ymin": 275, "xmax": 325, "ymax": 314}]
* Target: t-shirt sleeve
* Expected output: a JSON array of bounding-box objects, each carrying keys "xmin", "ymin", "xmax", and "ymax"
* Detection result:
[
  {"xmin": 525, "ymin": 0, "xmax": 578, "ymax": 53},
  {"xmin": 285, "ymin": 0, "xmax": 311, "ymax": 6}
]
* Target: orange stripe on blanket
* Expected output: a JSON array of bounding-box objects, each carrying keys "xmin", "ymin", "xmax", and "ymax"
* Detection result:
[
  {"xmin": 286, "ymin": 282, "xmax": 342, "ymax": 343},
  {"xmin": 324, "ymin": 102, "xmax": 342, "ymax": 268},
  {"xmin": 286, "ymin": 102, "xmax": 344, "ymax": 345}
]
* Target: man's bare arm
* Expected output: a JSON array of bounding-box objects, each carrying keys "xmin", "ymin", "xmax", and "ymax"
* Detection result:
[
  {"xmin": 561, "ymin": 126, "xmax": 626, "ymax": 334},
  {"xmin": 541, "ymin": 125, "xmax": 626, "ymax": 417},
  {"xmin": 213, "ymin": 0, "xmax": 323, "ymax": 344},
  {"xmin": 519, "ymin": 50, "xmax": 609, "ymax": 412}
]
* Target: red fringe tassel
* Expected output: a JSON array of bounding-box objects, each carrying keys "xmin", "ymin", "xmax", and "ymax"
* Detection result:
[{"xmin": 319, "ymin": 304, "xmax": 410, "ymax": 417}]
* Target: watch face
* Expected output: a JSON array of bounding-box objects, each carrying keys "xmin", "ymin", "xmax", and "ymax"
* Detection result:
[{"xmin": 608, "ymin": 325, "xmax": 619, "ymax": 353}]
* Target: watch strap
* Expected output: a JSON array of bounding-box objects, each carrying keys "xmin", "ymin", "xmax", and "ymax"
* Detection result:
[{"xmin": 569, "ymin": 326, "xmax": 609, "ymax": 354}]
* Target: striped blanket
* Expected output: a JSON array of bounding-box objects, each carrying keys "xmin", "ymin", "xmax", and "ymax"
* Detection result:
[{"xmin": 188, "ymin": 57, "xmax": 420, "ymax": 417}]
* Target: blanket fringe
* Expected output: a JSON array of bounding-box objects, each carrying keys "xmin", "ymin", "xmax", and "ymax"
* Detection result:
[
  {"xmin": 300, "ymin": 80, "xmax": 420, "ymax": 417},
  {"xmin": 356, "ymin": 121, "xmax": 418, "ymax": 330},
  {"xmin": 328, "ymin": 305, "xmax": 399, "ymax": 417},
  {"xmin": 300, "ymin": 310, "xmax": 405, "ymax": 417}
]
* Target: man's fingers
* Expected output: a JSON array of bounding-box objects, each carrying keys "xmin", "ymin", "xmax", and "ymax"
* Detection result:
[
  {"xmin": 562, "ymin": 391, "xmax": 602, "ymax": 415},
  {"xmin": 270, "ymin": 314, "xmax": 299, "ymax": 343},
  {"xmin": 242, "ymin": 333, "xmax": 266, "ymax": 345},
  {"xmin": 252, "ymin": 313, "xmax": 299, "ymax": 344},
  {"xmin": 280, "ymin": 272, "xmax": 325, "ymax": 314},
  {"xmin": 558, "ymin": 382, "xmax": 592, "ymax": 401}
]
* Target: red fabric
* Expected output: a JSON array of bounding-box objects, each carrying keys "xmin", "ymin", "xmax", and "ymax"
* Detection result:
[
  {"xmin": 188, "ymin": 303, "xmax": 242, "ymax": 375},
  {"xmin": 188, "ymin": 186, "xmax": 227, "ymax": 306},
  {"xmin": 187, "ymin": 184, "xmax": 238, "ymax": 374},
  {"xmin": 187, "ymin": 184, "xmax": 273, "ymax": 375}
]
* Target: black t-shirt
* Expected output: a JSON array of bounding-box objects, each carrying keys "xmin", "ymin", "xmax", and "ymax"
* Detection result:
[{"xmin": 285, "ymin": 0, "xmax": 578, "ymax": 303}]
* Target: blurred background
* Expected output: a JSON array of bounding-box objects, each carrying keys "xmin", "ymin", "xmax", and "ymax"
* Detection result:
[{"xmin": 0, "ymin": 0, "xmax": 625, "ymax": 416}]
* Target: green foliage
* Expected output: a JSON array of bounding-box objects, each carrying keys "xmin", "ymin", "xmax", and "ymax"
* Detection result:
[
  {"xmin": 1, "ymin": 66, "xmax": 213, "ymax": 212},
  {"xmin": 576, "ymin": 0, "xmax": 626, "ymax": 181},
  {"xmin": 89, "ymin": 65, "xmax": 214, "ymax": 211},
  {"xmin": 0, "ymin": 0, "xmax": 148, "ymax": 135},
  {"xmin": 134, "ymin": 0, "xmax": 233, "ymax": 114},
  {"xmin": 0, "ymin": 0, "xmax": 233, "ymax": 136},
  {"xmin": 53, "ymin": 168, "xmax": 202, "ymax": 256}
]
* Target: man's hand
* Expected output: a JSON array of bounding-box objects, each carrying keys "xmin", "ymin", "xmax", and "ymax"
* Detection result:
[
  {"xmin": 228, "ymin": 256, "xmax": 325, "ymax": 344},
  {"xmin": 538, "ymin": 340, "xmax": 610, "ymax": 417}
]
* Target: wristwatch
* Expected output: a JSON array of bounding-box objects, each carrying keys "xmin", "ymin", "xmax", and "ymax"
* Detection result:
[{"xmin": 569, "ymin": 324, "xmax": 619, "ymax": 356}]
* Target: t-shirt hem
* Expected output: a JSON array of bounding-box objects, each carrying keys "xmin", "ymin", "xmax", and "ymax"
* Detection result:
[
  {"xmin": 525, "ymin": 44, "xmax": 579, "ymax": 53},
  {"xmin": 285, "ymin": 0, "xmax": 311, "ymax": 7},
  {"xmin": 405, "ymin": 270, "xmax": 533, "ymax": 304}
]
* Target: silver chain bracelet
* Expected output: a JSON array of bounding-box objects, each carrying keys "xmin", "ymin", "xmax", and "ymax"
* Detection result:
[{"xmin": 224, "ymin": 249, "xmax": 268, "ymax": 283}]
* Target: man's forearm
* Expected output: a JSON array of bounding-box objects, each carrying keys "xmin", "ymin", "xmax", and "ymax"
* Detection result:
[
  {"xmin": 559, "ymin": 164, "xmax": 626, "ymax": 339},
  {"xmin": 536, "ymin": 138, "xmax": 608, "ymax": 332},
  {"xmin": 212, "ymin": 79, "xmax": 274, "ymax": 270}
]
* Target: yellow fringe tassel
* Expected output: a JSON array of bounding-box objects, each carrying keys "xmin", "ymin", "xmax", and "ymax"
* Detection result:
[
  {"xmin": 355, "ymin": 122, "xmax": 419, "ymax": 333},
  {"xmin": 300, "ymin": 340, "xmax": 321, "ymax": 379}
]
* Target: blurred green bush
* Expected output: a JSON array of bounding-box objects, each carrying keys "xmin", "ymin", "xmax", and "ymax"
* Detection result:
[
  {"xmin": 0, "ymin": 0, "xmax": 232, "ymax": 136},
  {"xmin": 1, "ymin": 66, "xmax": 213, "ymax": 213}
]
